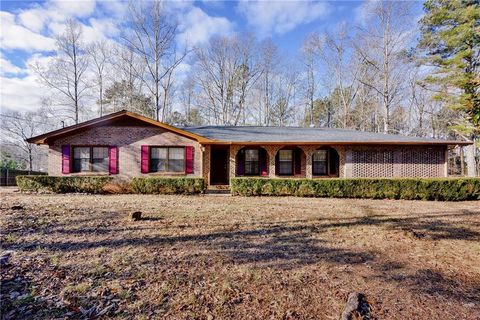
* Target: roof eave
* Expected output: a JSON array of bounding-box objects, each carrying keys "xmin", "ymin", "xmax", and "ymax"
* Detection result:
[
  {"xmin": 26, "ymin": 110, "xmax": 213, "ymax": 145},
  {"xmin": 201, "ymin": 140, "xmax": 473, "ymax": 146}
]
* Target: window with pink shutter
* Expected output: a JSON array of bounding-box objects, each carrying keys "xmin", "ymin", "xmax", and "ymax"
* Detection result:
[
  {"xmin": 109, "ymin": 146, "xmax": 118, "ymax": 174},
  {"xmin": 62, "ymin": 145, "xmax": 70, "ymax": 174},
  {"xmin": 185, "ymin": 146, "xmax": 194, "ymax": 174},
  {"xmin": 141, "ymin": 145, "xmax": 150, "ymax": 173}
]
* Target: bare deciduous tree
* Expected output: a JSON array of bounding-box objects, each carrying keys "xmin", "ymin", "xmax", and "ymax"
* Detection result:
[
  {"xmin": 320, "ymin": 25, "xmax": 360, "ymax": 129},
  {"xmin": 354, "ymin": 1, "xmax": 413, "ymax": 133},
  {"xmin": 301, "ymin": 33, "xmax": 322, "ymax": 127},
  {"xmin": 87, "ymin": 40, "xmax": 112, "ymax": 116},
  {"xmin": 269, "ymin": 66, "xmax": 300, "ymax": 126},
  {"xmin": 257, "ymin": 39, "xmax": 279, "ymax": 126},
  {"xmin": 195, "ymin": 34, "xmax": 262, "ymax": 125},
  {"xmin": 124, "ymin": 0, "xmax": 187, "ymax": 121},
  {"xmin": 33, "ymin": 19, "xmax": 89, "ymax": 124},
  {"xmin": 0, "ymin": 110, "xmax": 53, "ymax": 171}
]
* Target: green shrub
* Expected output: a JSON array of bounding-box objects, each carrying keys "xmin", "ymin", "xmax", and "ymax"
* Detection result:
[
  {"xmin": 230, "ymin": 177, "xmax": 480, "ymax": 201},
  {"xmin": 16, "ymin": 176, "xmax": 206, "ymax": 194},
  {"xmin": 129, "ymin": 177, "xmax": 205, "ymax": 194},
  {"xmin": 16, "ymin": 176, "xmax": 113, "ymax": 194}
]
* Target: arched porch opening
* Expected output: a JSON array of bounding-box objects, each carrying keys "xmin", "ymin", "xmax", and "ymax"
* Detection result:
[
  {"xmin": 236, "ymin": 147, "xmax": 269, "ymax": 177},
  {"xmin": 312, "ymin": 147, "xmax": 339, "ymax": 177},
  {"xmin": 275, "ymin": 146, "xmax": 305, "ymax": 177}
]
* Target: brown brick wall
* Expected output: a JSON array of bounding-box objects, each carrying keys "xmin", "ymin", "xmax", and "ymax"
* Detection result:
[
  {"xmin": 227, "ymin": 144, "xmax": 445, "ymax": 181},
  {"xmin": 49, "ymin": 126, "xmax": 203, "ymax": 179},
  {"xmin": 48, "ymin": 127, "xmax": 447, "ymax": 181}
]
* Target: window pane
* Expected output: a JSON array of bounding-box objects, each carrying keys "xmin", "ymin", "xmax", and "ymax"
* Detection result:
[
  {"xmin": 278, "ymin": 150, "xmax": 293, "ymax": 175},
  {"xmin": 80, "ymin": 159, "xmax": 90, "ymax": 171},
  {"xmin": 73, "ymin": 147, "xmax": 90, "ymax": 172},
  {"xmin": 313, "ymin": 150, "xmax": 327, "ymax": 175},
  {"xmin": 169, "ymin": 159, "xmax": 184, "ymax": 172},
  {"xmin": 279, "ymin": 162, "xmax": 292, "ymax": 175},
  {"xmin": 279, "ymin": 149, "xmax": 293, "ymax": 161},
  {"xmin": 73, "ymin": 159, "xmax": 82, "ymax": 172},
  {"xmin": 150, "ymin": 159, "xmax": 166, "ymax": 172},
  {"xmin": 313, "ymin": 162, "xmax": 327, "ymax": 175},
  {"xmin": 169, "ymin": 148, "xmax": 185, "ymax": 160},
  {"xmin": 313, "ymin": 150, "xmax": 327, "ymax": 161},
  {"xmin": 73, "ymin": 147, "xmax": 90, "ymax": 159},
  {"xmin": 245, "ymin": 149, "xmax": 259, "ymax": 161},
  {"xmin": 92, "ymin": 158, "xmax": 108, "ymax": 172},
  {"xmin": 93, "ymin": 147, "xmax": 108, "ymax": 159},
  {"xmin": 245, "ymin": 161, "xmax": 259, "ymax": 175},
  {"xmin": 151, "ymin": 147, "xmax": 167, "ymax": 160}
]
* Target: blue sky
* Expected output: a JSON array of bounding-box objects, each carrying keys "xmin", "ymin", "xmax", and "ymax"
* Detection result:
[{"xmin": 0, "ymin": 0, "xmax": 424, "ymax": 113}]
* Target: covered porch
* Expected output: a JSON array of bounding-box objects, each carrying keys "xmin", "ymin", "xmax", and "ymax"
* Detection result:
[{"xmin": 203, "ymin": 144, "xmax": 344, "ymax": 186}]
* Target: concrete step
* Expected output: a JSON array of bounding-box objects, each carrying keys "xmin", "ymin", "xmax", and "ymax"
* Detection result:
[{"xmin": 205, "ymin": 185, "xmax": 231, "ymax": 195}]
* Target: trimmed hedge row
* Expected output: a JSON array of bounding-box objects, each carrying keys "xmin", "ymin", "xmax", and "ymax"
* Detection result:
[
  {"xmin": 16, "ymin": 175, "xmax": 206, "ymax": 195},
  {"xmin": 230, "ymin": 177, "xmax": 480, "ymax": 201},
  {"xmin": 16, "ymin": 176, "xmax": 114, "ymax": 194},
  {"xmin": 129, "ymin": 177, "xmax": 205, "ymax": 194}
]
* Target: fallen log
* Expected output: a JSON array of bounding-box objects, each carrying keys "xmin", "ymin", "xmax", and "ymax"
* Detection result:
[{"xmin": 340, "ymin": 292, "xmax": 371, "ymax": 320}]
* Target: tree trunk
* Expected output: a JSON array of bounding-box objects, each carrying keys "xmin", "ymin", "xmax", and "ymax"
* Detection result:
[
  {"xmin": 466, "ymin": 137, "xmax": 477, "ymax": 177},
  {"xmin": 99, "ymin": 75, "xmax": 103, "ymax": 117},
  {"xmin": 460, "ymin": 147, "xmax": 465, "ymax": 176}
]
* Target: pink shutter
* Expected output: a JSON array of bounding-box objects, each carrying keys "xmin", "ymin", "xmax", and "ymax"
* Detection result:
[
  {"xmin": 109, "ymin": 146, "xmax": 118, "ymax": 174},
  {"xmin": 141, "ymin": 145, "xmax": 150, "ymax": 173},
  {"xmin": 185, "ymin": 146, "xmax": 194, "ymax": 174},
  {"xmin": 62, "ymin": 145, "xmax": 70, "ymax": 174}
]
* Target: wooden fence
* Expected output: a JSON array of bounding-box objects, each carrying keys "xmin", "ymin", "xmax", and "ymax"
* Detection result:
[{"xmin": 0, "ymin": 169, "xmax": 47, "ymax": 187}]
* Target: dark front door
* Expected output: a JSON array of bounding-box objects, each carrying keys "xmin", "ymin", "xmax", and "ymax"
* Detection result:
[{"xmin": 210, "ymin": 147, "xmax": 229, "ymax": 185}]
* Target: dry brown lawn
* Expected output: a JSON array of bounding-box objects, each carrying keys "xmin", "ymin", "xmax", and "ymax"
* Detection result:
[{"xmin": 1, "ymin": 191, "xmax": 479, "ymax": 319}]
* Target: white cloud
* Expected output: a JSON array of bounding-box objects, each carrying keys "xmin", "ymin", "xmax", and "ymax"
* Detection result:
[
  {"xmin": 0, "ymin": 74, "xmax": 44, "ymax": 112},
  {"xmin": 98, "ymin": 0, "xmax": 128, "ymax": 19},
  {"xmin": 178, "ymin": 6, "xmax": 234, "ymax": 46},
  {"xmin": 237, "ymin": 0, "xmax": 332, "ymax": 36},
  {"xmin": 0, "ymin": 0, "xmax": 233, "ymax": 114},
  {"xmin": 200, "ymin": 0, "xmax": 225, "ymax": 9},
  {"xmin": 18, "ymin": 7, "xmax": 48, "ymax": 32},
  {"xmin": 17, "ymin": 0, "xmax": 97, "ymax": 34},
  {"xmin": 0, "ymin": 53, "xmax": 25, "ymax": 75},
  {"xmin": 0, "ymin": 11, "xmax": 56, "ymax": 51},
  {"xmin": 0, "ymin": 53, "xmax": 57, "ymax": 113},
  {"xmin": 49, "ymin": 0, "xmax": 97, "ymax": 18},
  {"xmin": 47, "ymin": 17, "xmax": 119, "ymax": 45},
  {"xmin": 354, "ymin": 0, "xmax": 379, "ymax": 25}
]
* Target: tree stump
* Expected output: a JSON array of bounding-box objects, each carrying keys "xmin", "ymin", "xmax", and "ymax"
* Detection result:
[{"xmin": 131, "ymin": 211, "xmax": 142, "ymax": 221}]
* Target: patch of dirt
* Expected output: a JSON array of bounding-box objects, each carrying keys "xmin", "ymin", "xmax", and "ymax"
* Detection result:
[{"xmin": 1, "ymin": 193, "xmax": 479, "ymax": 319}]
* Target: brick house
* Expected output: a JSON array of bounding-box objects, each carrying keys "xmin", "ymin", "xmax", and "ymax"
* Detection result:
[{"xmin": 27, "ymin": 110, "xmax": 473, "ymax": 185}]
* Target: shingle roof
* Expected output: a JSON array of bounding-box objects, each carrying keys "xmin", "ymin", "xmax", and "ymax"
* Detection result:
[
  {"xmin": 181, "ymin": 125, "xmax": 468, "ymax": 145},
  {"xmin": 26, "ymin": 109, "xmax": 471, "ymax": 146}
]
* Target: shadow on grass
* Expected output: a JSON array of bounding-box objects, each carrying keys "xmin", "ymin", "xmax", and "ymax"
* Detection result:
[
  {"xmin": 3, "ymin": 207, "xmax": 480, "ymax": 307},
  {"xmin": 384, "ymin": 269, "xmax": 480, "ymax": 304}
]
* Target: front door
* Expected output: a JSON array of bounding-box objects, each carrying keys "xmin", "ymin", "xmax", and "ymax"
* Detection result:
[{"xmin": 210, "ymin": 147, "xmax": 229, "ymax": 185}]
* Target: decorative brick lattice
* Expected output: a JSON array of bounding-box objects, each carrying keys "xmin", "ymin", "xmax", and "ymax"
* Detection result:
[
  {"xmin": 348, "ymin": 146, "xmax": 446, "ymax": 178},
  {"xmin": 400, "ymin": 148, "xmax": 444, "ymax": 177},
  {"xmin": 352, "ymin": 149, "xmax": 395, "ymax": 177},
  {"xmin": 334, "ymin": 146, "xmax": 346, "ymax": 178}
]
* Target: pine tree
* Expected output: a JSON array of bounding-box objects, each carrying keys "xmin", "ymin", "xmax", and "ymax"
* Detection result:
[{"xmin": 418, "ymin": 0, "xmax": 480, "ymax": 134}]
